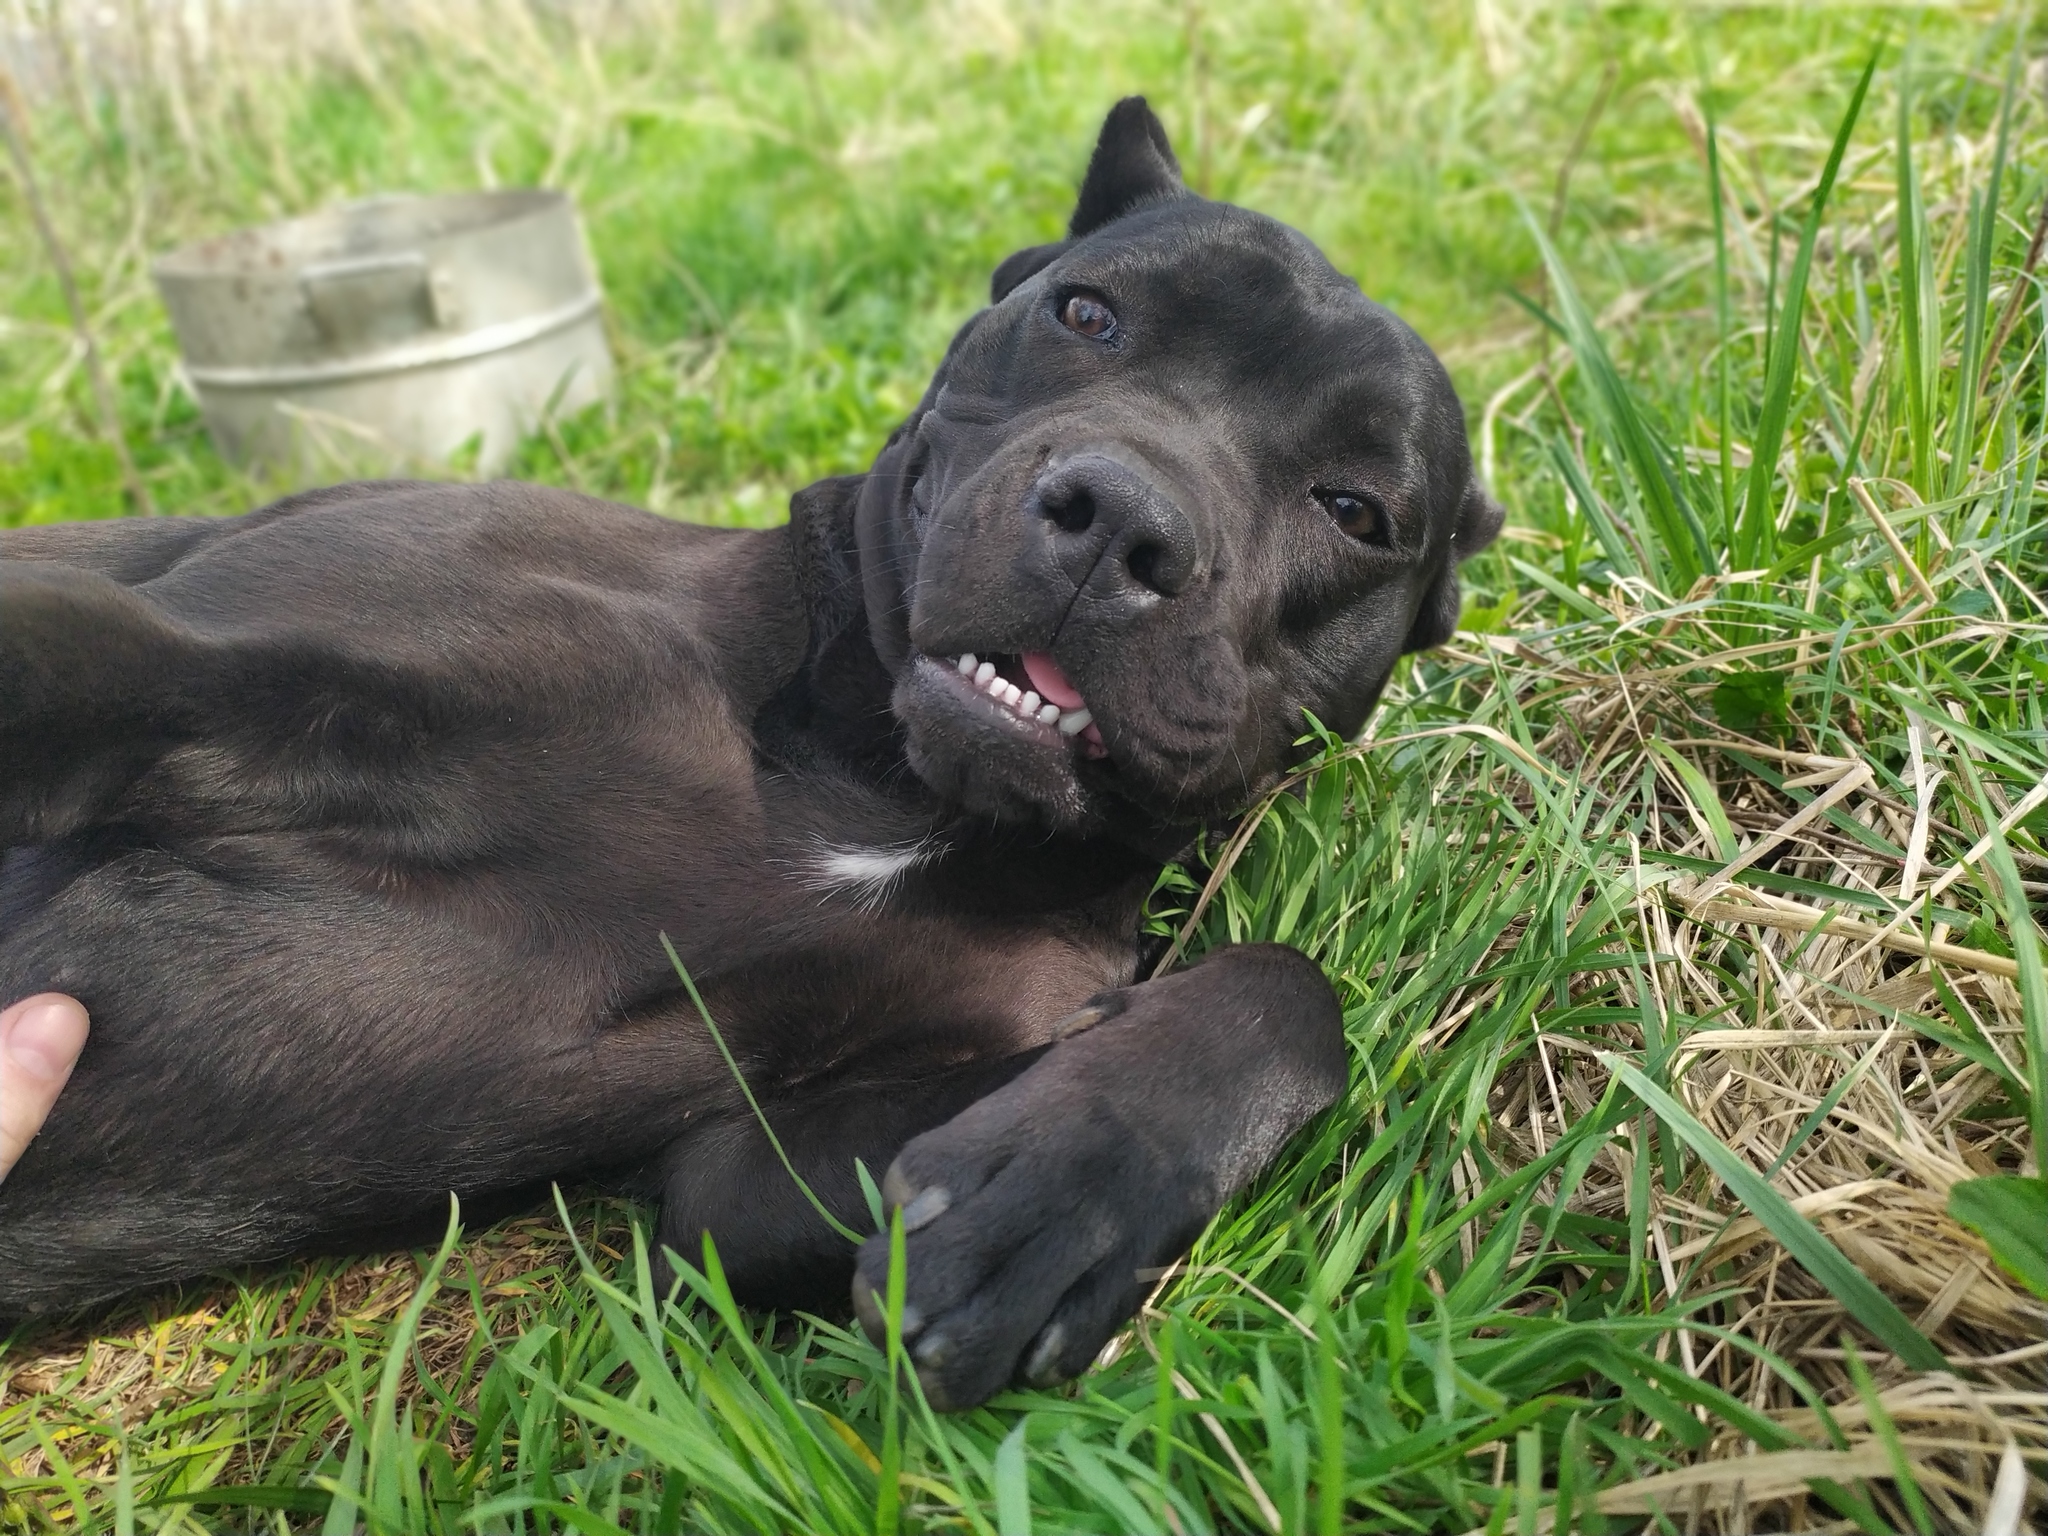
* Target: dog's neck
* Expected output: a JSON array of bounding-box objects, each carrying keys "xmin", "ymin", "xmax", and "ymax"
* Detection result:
[{"xmin": 750, "ymin": 474, "xmax": 909, "ymax": 788}]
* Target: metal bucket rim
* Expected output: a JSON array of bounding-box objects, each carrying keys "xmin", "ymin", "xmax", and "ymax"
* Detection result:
[
  {"xmin": 151, "ymin": 188, "xmax": 574, "ymax": 281},
  {"xmin": 180, "ymin": 291, "xmax": 603, "ymax": 390}
]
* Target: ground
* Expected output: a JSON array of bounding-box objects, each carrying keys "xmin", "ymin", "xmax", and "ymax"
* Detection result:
[{"xmin": 0, "ymin": 1, "xmax": 2044, "ymax": 1531}]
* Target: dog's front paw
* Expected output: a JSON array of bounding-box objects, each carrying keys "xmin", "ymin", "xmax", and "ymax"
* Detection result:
[
  {"xmin": 851, "ymin": 946, "xmax": 1347, "ymax": 1410},
  {"xmin": 849, "ymin": 1068, "xmax": 1211, "ymax": 1411}
]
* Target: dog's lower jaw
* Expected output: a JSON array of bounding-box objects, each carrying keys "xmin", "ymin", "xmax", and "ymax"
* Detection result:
[{"xmin": 895, "ymin": 657, "xmax": 1098, "ymax": 830}]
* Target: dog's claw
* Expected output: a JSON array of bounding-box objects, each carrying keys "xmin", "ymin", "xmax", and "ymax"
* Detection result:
[
  {"xmin": 881, "ymin": 1161, "xmax": 918, "ymax": 1209},
  {"xmin": 852, "ymin": 1278, "xmax": 883, "ymax": 1337},
  {"xmin": 899, "ymin": 1185, "xmax": 951, "ymax": 1232},
  {"xmin": 1051, "ymin": 1004, "xmax": 1107, "ymax": 1040},
  {"xmin": 1022, "ymin": 1322, "xmax": 1066, "ymax": 1386}
]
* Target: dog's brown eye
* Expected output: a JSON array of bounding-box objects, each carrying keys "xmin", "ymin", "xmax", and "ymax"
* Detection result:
[
  {"xmin": 1059, "ymin": 293, "xmax": 1118, "ymax": 340},
  {"xmin": 1314, "ymin": 488, "xmax": 1389, "ymax": 545}
]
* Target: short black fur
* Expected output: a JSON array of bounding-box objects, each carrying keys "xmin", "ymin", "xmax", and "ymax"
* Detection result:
[{"xmin": 0, "ymin": 98, "xmax": 1497, "ymax": 1409}]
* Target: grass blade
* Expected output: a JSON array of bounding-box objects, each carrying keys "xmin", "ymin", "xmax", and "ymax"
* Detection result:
[
  {"xmin": 1947, "ymin": 1177, "xmax": 2048, "ymax": 1300},
  {"xmin": 662, "ymin": 933, "xmax": 865, "ymax": 1246},
  {"xmin": 1738, "ymin": 50, "xmax": 1876, "ymax": 566}
]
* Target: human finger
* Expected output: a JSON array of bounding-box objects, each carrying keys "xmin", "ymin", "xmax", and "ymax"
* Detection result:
[{"xmin": 0, "ymin": 993, "xmax": 89, "ymax": 1183}]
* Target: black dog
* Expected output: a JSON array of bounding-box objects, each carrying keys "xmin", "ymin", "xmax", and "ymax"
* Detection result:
[{"xmin": 0, "ymin": 100, "xmax": 1497, "ymax": 1409}]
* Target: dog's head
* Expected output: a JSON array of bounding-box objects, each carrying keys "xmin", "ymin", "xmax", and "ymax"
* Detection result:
[{"xmin": 835, "ymin": 97, "xmax": 1500, "ymax": 838}]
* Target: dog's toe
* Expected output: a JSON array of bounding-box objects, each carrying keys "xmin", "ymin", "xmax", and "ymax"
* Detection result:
[
  {"xmin": 850, "ymin": 1087, "xmax": 1201, "ymax": 1410},
  {"xmin": 1018, "ymin": 1253, "xmax": 1147, "ymax": 1387}
]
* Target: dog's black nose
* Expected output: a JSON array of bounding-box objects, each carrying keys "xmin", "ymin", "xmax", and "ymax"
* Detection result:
[{"xmin": 1032, "ymin": 452, "xmax": 1198, "ymax": 599}]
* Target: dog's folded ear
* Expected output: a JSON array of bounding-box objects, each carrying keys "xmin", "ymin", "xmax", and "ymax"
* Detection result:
[
  {"xmin": 1070, "ymin": 96, "xmax": 1191, "ymax": 239},
  {"xmin": 991, "ymin": 241, "xmax": 1067, "ymax": 303},
  {"xmin": 1454, "ymin": 478, "xmax": 1506, "ymax": 560},
  {"xmin": 1403, "ymin": 479, "xmax": 1507, "ymax": 654},
  {"xmin": 787, "ymin": 473, "xmax": 868, "ymax": 644},
  {"xmin": 1402, "ymin": 570, "xmax": 1461, "ymax": 654}
]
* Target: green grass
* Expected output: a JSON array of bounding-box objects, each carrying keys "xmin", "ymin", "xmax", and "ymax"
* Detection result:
[{"xmin": 4, "ymin": 2, "xmax": 2047, "ymax": 1531}]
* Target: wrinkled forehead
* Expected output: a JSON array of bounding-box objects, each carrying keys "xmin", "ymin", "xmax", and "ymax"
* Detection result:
[
  {"xmin": 1057, "ymin": 204, "xmax": 1425, "ymax": 364},
  {"xmin": 1033, "ymin": 203, "xmax": 1454, "ymax": 481}
]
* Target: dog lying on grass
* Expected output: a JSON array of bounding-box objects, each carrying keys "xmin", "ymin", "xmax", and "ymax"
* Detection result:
[{"xmin": 0, "ymin": 99, "xmax": 1498, "ymax": 1409}]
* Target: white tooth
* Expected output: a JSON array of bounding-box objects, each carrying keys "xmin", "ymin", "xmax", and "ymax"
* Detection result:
[
  {"xmin": 1037, "ymin": 703, "xmax": 1060, "ymax": 724},
  {"xmin": 983, "ymin": 673, "xmax": 1004, "ymax": 695},
  {"xmin": 974, "ymin": 661, "xmax": 996, "ymax": 686},
  {"xmin": 957, "ymin": 653, "xmax": 977, "ymax": 677},
  {"xmin": 1003, "ymin": 683, "xmax": 1023, "ymax": 707},
  {"xmin": 1019, "ymin": 691, "xmax": 1041, "ymax": 715},
  {"xmin": 1057, "ymin": 708, "xmax": 1093, "ymax": 736}
]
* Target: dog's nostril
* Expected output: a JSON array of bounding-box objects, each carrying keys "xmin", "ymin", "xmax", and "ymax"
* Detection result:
[
  {"xmin": 1044, "ymin": 486, "xmax": 1096, "ymax": 535},
  {"xmin": 1125, "ymin": 541, "xmax": 1164, "ymax": 593}
]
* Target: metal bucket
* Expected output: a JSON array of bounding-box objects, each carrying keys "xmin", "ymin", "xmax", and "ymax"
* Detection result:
[{"xmin": 154, "ymin": 190, "xmax": 613, "ymax": 480}]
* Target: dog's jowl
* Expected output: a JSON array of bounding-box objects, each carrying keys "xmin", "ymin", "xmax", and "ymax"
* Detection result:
[{"xmin": 0, "ymin": 99, "xmax": 1498, "ymax": 1408}]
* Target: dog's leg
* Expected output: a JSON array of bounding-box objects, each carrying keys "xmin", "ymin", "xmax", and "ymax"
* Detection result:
[
  {"xmin": 1, "ymin": 510, "xmax": 241, "ymax": 582},
  {"xmin": 847, "ymin": 943, "xmax": 1347, "ymax": 1409},
  {"xmin": 0, "ymin": 562, "xmax": 206, "ymax": 844},
  {"xmin": 653, "ymin": 1047, "xmax": 1050, "ymax": 1314},
  {"xmin": 1, "ymin": 548, "xmax": 582, "ymax": 864},
  {"xmin": 1, "ymin": 496, "xmax": 352, "ymax": 843}
]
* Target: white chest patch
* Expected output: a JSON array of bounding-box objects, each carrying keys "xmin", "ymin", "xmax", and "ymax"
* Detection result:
[{"xmin": 801, "ymin": 837, "xmax": 941, "ymax": 911}]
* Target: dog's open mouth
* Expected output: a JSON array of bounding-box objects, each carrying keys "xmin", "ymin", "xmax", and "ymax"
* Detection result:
[{"xmin": 932, "ymin": 650, "xmax": 1108, "ymax": 758}]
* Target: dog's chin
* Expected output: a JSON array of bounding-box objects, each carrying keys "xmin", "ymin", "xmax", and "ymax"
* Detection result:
[
  {"xmin": 895, "ymin": 655, "xmax": 1104, "ymax": 831},
  {"xmin": 894, "ymin": 653, "xmax": 1289, "ymax": 841}
]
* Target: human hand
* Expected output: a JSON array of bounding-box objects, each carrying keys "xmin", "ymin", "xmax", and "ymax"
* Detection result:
[{"xmin": 0, "ymin": 994, "xmax": 88, "ymax": 1183}]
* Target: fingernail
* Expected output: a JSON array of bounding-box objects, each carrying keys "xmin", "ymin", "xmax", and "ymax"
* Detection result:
[{"xmin": 7, "ymin": 1001, "xmax": 87, "ymax": 1082}]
